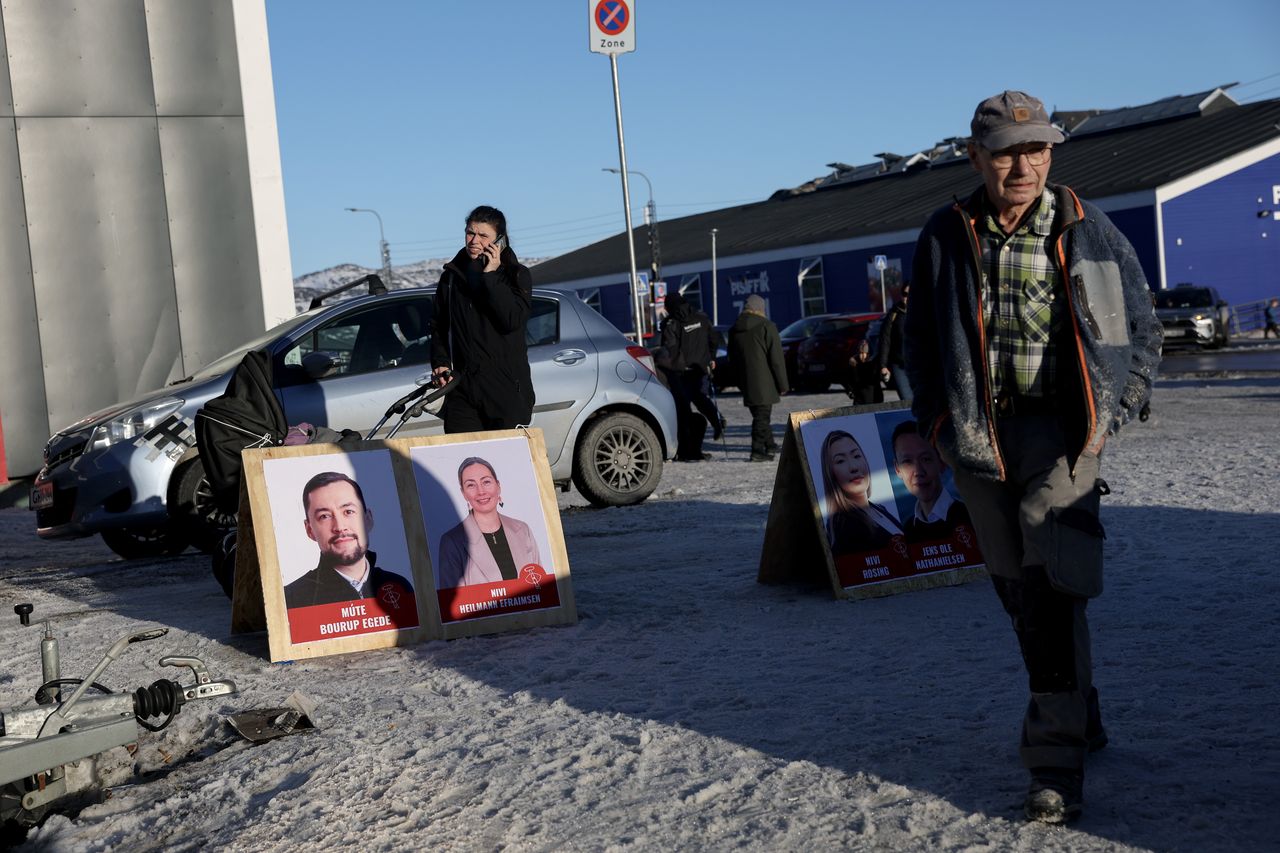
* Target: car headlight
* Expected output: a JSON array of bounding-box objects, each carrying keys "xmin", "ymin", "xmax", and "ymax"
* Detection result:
[
  {"xmin": 87, "ymin": 397, "xmax": 185, "ymax": 452},
  {"xmin": 1192, "ymin": 313, "xmax": 1210, "ymax": 322}
]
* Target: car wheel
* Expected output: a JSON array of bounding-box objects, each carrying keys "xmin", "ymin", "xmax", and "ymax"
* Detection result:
[
  {"xmin": 572, "ymin": 412, "xmax": 663, "ymax": 507},
  {"xmin": 170, "ymin": 456, "xmax": 238, "ymax": 554},
  {"xmin": 101, "ymin": 525, "xmax": 188, "ymax": 560}
]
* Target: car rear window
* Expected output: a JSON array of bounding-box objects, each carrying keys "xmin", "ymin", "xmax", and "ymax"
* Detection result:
[
  {"xmin": 1155, "ymin": 289, "xmax": 1213, "ymax": 309},
  {"xmin": 780, "ymin": 317, "xmax": 826, "ymax": 338}
]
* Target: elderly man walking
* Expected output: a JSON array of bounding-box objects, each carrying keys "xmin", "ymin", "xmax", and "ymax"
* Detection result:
[
  {"xmin": 728, "ymin": 295, "xmax": 788, "ymax": 461},
  {"xmin": 904, "ymin": 90, "xmax": 1162, "ymax": 823}
]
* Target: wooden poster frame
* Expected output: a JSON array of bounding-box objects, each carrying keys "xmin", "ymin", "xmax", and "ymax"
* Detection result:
[
  {"xmin": 231, "ymin": 428, "xmax": 576, "ymax": 661},
  {"xmin": 396, "ymin": 428, "xmax": 577, "ymax": 642},
  {"xmin": 758, "ymin": 401, "xmax": 986, "ymax": 600}
]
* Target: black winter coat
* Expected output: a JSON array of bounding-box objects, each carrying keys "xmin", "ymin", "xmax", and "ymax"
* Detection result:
[
  {"xmin": 659, "ymin": 299, "xmax": 720, "ymax": 373},
  {"xmin": 728, "ymin": 311, "xmax": 788, "ymax": 406},
  {"xmin": 431, "ymin": 247, "xmax": 535, "ymax": 417},
  {"xmin": 877, "ymin": 301, "xmax": 908, "ymax": 371}
]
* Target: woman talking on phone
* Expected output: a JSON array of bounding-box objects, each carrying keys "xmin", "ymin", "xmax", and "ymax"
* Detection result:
[{"xmin": 431, "ymin": 205, "xmax": 535, "ymax": 433}]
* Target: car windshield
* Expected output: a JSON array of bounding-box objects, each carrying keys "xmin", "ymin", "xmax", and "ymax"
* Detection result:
[
  {"xmin": 1155, "ymin": 290, "xmax": 1214, "ymax": 309},
  {"xmin": 813, "ymin": 319, "xmax": 854, "ymax": 336},
  {"xmin": 179, "ymin": 311, "xmax": 320, "ymax": 382},
  {"xmin": 780, "ymin": 316, "xmax": 828, "ymax": 338}
]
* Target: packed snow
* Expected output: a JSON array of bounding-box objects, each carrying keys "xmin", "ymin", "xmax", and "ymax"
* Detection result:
[{"xmin": 2, "ymin": 372, "xmax": 1278, "ymax": 851}]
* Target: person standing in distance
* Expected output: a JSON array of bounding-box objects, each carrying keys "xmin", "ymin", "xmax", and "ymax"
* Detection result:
[
  {"xmin": 658, "ymin": 290, "xmax": 724, "ymax": 461},
  {"xmin": 728, "ymin": 294, "xmax": 788, "ymax": 461},
  {"xmin": 904, "ymin": 90, "xmax": 1162, "ymax": 824},
  {"xmin": 431, "ymin": 205, "xmax": 535, "ymax": 433},
  {"xmin": 876, "ymin": 283, "xmax": 912, "ymax": 401}
]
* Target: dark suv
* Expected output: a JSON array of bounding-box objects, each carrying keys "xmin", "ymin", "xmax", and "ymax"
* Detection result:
[{"xmin": 1154, "ymin": 284, "xmax": 1232, "ymax": 349}]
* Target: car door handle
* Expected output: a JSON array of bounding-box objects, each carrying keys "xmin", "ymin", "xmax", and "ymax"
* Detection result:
[{"xmin": 553, "ymin": 349, "xmax": 588, "ymax": 365}]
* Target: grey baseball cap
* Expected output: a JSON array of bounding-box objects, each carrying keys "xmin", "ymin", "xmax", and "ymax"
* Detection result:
[{"xmin": 970, "ymin": 90, "xmax": 1065, "ymax": 150}]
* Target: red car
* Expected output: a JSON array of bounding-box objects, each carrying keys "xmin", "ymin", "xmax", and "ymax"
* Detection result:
[{"xmin": 794, "ymin": 313, "xmax": 883, "ymax": 392}]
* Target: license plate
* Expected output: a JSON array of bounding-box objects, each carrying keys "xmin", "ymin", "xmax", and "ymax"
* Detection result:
[
  {"xmin": 807, "ymin": 364, "xmax": 825, "ymax": 373},
  {"xmin": 31, "ymin": 482, "xmax": 54, "ymax": 510}
]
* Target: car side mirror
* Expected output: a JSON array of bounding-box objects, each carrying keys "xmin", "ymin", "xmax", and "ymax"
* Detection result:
[{"xmin": 302, "ymin": 351, "xmax": 339, "ymax": 379}]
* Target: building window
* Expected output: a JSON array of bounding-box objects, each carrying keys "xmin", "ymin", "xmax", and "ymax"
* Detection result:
[
  {"xmin": 679, "ymin": 274, "xmax": 703, "ymax": 310},
  {"xmin": 798, "ymin": 257, "xmax": 826, "ymax": 316},
  {"xmin": 580, "ymin": 288, "xmax": 602, "ymax": 314}
]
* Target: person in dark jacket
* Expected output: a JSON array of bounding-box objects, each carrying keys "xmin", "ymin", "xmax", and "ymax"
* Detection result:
[
  {"xmin": 904, "ymin": 90, "xmax": 1162, "ymax": 824},
  {"xmin": 431, "ymin": 205, "xmax": 534, "ymax": 433},
  {"xmin": 658, "ymin": 290, "xmax": 724, "ymax": 461},
  {"xmin": 876, "ymin": 284, "xmax": 911, "ymax": 401},
  {"xmin": 844, "ymin": 338, "xmax": 884, "ymax": 404},
  {"xmin": 284, "ymin": 471, "xmax": 415, "ymax": 610},
  {"xmin": 727, "ymin": 295, "xmax": 788, "ymax": 461}
]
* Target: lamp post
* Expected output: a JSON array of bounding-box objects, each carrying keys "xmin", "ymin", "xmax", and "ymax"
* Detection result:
[
  {"xmin": 345, "ymin": 207, "xmax": 393, "ymax": 287},
  {"xmin": 603, "ymin": 168, "xmax": 661, "ymax": 334},
  {"xmin": 602, "ymin": 168, "xmax": 660, "ymax": 283},
  {"xmin": 710, "ymin": 228, "xmax": 719, "ymax": 326}
]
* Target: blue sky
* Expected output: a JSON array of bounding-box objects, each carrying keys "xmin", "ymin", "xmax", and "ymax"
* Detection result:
[{"xmin": 267, "ymin": 0, "xmax": 1280, "ymax": 276}]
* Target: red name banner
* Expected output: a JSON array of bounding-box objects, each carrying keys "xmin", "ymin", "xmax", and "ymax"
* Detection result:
[
  {"xmin": 437, "ymin": 563, "xmax": 561, "ymax": 623},
  {"xmin": 288, "ymin": 585, "xmax": 419, "ymax": 644},
  {"xmin": 835, "ymin": 525, "xmax": 982, "ymax": 589}
]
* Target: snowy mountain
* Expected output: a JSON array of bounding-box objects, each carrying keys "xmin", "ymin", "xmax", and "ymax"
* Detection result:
[
  {"xmin": 293, "ymin": 256, "xmax": 550, "ymax": 313},
  {"xmin": 291, "ymin": 259, "xmax": 450, "ymax": 313}
]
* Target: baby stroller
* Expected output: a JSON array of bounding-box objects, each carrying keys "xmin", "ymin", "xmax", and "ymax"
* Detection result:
[{"xmin": 194, "ymin": 350, "xmax": 458, "ymax": 598}]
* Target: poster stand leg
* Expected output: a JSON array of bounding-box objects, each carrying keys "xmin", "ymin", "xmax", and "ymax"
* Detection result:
[{"xmin": 756, "ymin": 421, "xmax": 830, "ymax": 588}]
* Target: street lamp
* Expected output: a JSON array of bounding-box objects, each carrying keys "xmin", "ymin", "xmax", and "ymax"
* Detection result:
[
  {"xmin": 710, "ymin": 228, "xmax": 719, "ymax": 326},
  {"xmin": 344, "ymin": 207, "xmax": 393, "ymax": 288},
  {"xmin": 603, "ymin": 168, "xmax": 662, "ymax": 312}
]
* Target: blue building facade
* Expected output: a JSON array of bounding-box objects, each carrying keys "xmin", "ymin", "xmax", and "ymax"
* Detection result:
[{"xmin": 1160, "ymin": 150, "xmax": 1280, "ymax": 304}]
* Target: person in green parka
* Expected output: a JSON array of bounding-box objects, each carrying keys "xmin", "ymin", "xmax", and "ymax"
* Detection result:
[{"xmin": 728, "ymin": 295, "xmax": 789, "ymax": 461}]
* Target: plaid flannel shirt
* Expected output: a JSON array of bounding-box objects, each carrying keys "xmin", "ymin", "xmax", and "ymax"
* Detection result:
[{"xmin": 977, "ymin": 190, "xmax": 1064, "ymax": 399}]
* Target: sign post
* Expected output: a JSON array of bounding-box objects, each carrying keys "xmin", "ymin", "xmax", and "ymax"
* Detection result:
[
  {"xmin": 589, "ymin": 1, "xmax": 645, "ymax": 342},
  {"xmin": 873, "ymin": 254, "xmax": 888, "ymax": 313}
]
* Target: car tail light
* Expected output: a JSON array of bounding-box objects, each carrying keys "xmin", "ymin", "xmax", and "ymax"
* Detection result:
[{"xmin": 626, "ymin": 345, "xmax": 657, "ymax": 376}]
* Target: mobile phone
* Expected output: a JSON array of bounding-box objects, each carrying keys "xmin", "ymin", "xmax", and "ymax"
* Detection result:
[{"xmin": 493, "ymin": 234, "xmax": 507, "ymax": 253}]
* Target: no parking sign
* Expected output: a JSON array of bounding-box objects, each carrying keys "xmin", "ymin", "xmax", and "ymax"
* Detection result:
[{"xmin": 589, "ymin": 0, "xmax": 635, "ymax": 54}]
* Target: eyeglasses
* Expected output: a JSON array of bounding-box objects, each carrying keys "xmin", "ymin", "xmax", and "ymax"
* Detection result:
[{"xmin": 985, "ymin": 146, "xmax": 1052, "ymax": 167}]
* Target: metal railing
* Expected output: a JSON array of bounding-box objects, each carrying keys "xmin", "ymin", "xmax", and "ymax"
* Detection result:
[{"xmin": 1230, "ymin": 296, "xmax": 1279, "ymax": 335}]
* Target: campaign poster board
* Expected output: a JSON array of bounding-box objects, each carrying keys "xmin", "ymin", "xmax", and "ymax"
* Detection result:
[
  {"xmin": 760, "ymin": 401, "xmax": 986, "ymax": 600},
  {"xmin": 241, "ymin": 442, "xmax": 428, "ymax": 662},
  {"xmin": 401, "ymin": 429, "xmax": 576, "ymax": 640}
]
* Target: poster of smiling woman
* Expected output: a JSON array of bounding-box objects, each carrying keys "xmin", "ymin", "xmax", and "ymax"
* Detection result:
[
  {"xmin": 761, "ymin": 401, "xmax": 986, "ymax": 600},
  {"xmin": 403, "ymin": 429, "xmax": 576, "ymax": 638}
]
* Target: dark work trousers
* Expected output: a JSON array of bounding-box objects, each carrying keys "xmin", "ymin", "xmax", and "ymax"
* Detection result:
[
  {"xmin": 748, "ymin": 404, "xmax": 774, "ymax": 457},
  {"xmin": 689, "ymin": 371, "xmax": 722, "ymax": 436},
  {"xmin": 946, "ymin": 414, "xmax": 1105, "ymax": 773},
  {"xmin": 441, "ymin": 388, "xmax": 531, "ymax": 434},
  {"xmin": 665, "ymin": 368, "xmax": 708, "ymax": 458}
]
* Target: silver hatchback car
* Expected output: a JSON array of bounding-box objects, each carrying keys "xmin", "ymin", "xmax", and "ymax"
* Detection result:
[{"xmin": 32, "ymin": 284, "xmax": 677, "ymax": 558}]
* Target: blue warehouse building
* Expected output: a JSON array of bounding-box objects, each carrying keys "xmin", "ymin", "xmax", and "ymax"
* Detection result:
[{"xmin": 530, "ymin": 88, "xmax": 1280, "ymax": 334}]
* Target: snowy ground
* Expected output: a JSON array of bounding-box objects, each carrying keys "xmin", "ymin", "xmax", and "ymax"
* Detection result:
[{"xmin": 2, "ymin": 374, "xmax": 1278, "ymax": 852}]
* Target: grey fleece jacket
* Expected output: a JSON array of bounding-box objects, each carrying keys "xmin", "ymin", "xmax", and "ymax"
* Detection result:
[{"xmin": 904, "ymin": 184, "xmax": 1163, "ymax": 481}]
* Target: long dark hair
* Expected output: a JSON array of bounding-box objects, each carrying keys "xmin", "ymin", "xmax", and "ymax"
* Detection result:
[
  {"xmin": 467, "ymin": 205, "xmax": 508, "ymax": 246},
  {"xmin": 820, "ymin": 430, "xmax": 869, "ymax": 516}
]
